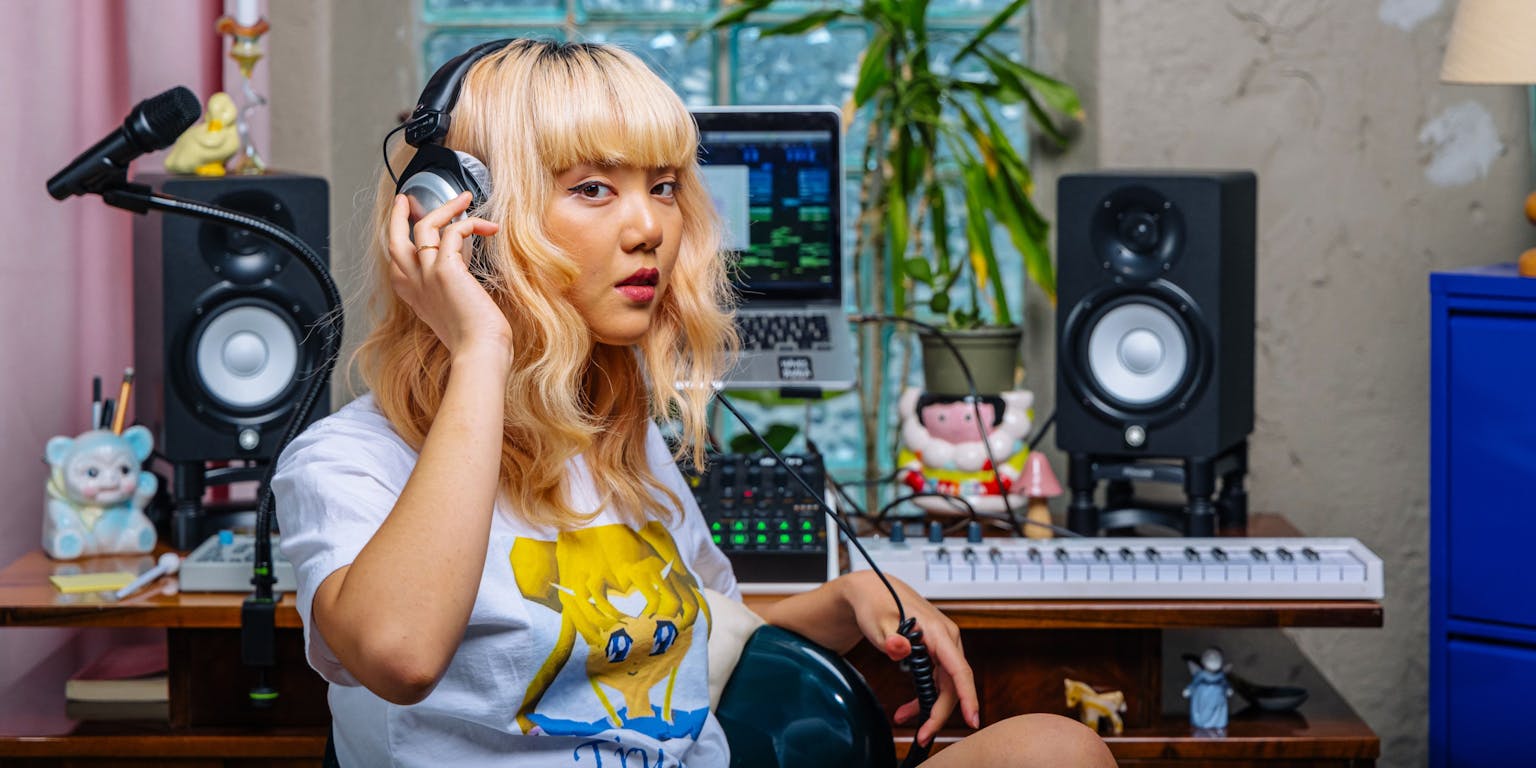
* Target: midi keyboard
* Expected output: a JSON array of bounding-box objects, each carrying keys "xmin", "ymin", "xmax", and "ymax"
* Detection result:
[{"xmin": 850, "ymin": 536, "xmax": 1384, "ymax": 600}]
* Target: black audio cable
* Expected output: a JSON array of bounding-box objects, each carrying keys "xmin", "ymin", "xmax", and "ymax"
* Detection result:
[
  {"xmin": 849, "ymin": 314, "xmax": 1023, "ymax": 535},
  {"xmin": 714, "ymin": 392, "xmax": 940, "ymax": 767},
  {"xmin": 97, "ymin": 183, "xmax": 342, "ymax": 708}
]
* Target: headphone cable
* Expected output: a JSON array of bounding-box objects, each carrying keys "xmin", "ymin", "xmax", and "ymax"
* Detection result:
[{"xmin": 713, "ymin": 392, "xmax": 939, "ymax": 766}]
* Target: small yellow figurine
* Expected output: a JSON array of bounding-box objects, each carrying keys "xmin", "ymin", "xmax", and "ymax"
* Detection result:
[
  {"xmin": 164, "ymin": 92, "xmax": 239, "ymax": 176},
  {"xmin": 1064, "ymin": 678, "xmax": 1127, "ymax": 735}
]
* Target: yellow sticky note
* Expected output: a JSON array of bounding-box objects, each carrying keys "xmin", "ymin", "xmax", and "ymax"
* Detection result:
[{"xmin": 50, "ymin": 572, "xmax": 135, "ymax": 594}]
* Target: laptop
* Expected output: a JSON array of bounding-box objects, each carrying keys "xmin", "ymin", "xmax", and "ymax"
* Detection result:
[{"xmin": 693, "ymin": 106, "xmax": 858, "ymax": 396}]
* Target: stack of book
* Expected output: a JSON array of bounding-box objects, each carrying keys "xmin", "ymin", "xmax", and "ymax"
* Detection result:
[{"xmin": 64, "ymin": 641, "xmax": 169, "ymax": 721}]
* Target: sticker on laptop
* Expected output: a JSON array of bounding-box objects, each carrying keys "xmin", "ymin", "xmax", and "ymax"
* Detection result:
[{"xmin": 777, "ymin": 356, "xmax": 813, "ymax": 381}]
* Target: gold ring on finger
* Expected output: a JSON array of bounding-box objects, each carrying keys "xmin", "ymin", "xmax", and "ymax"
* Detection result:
[{"xmin": 416, "ymin": 244, "xmax": 440, "ymax": 255}]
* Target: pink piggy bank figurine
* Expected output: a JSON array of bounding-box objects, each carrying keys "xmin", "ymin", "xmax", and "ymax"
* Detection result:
[
  {"xmin": 896, "ymin": 387, "xmax": 1033, "ymax": 515},
  {"xmin": 43, "ymin": 426, "xmax": 159, "ymax": 560}
]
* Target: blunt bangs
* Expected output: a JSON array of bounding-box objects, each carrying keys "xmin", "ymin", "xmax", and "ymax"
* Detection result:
[{"xmin": 528, "ymin": 46, "xmax": 698, "ymax": 173}]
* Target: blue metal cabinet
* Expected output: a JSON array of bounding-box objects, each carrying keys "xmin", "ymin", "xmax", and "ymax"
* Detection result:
[{"xmin": 1430, "ymin": 265, "xmax": 1536, "ymax": 768}]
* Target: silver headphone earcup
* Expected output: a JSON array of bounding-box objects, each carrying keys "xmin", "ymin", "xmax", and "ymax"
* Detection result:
[
  {"xmin": 399, "ymin": 169, "xmax": 466, "ymax": 232},
  {"xmin": 397, "ymin": 148, "xmax": 493, "ymax": 233},
  {"xmin": 454, "ymin": 150, "xmax": 492, "ymax": 201}
]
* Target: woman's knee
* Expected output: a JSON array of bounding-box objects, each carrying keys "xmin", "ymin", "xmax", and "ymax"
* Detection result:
[{"xmin": 989, "ymin": 713, "xmax": 1117, "ymax": 767}]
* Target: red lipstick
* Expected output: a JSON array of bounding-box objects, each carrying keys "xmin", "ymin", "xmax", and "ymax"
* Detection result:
[
  {"xmin": 615, "ymin": 267, "xmax": 660, "ymax": 302},
  {"xmin": 617, "ymin": 268, "xmax": 659, "ymax": 287}
]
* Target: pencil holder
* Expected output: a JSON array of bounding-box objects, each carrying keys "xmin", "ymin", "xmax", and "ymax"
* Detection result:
[{"xmin": 43, "ymin": 426, "xmax": 159, "ymax": 560}]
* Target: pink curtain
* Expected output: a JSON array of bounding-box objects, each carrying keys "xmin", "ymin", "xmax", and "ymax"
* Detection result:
[{"xmin": 0, "ymin": 0, "xmax": 224, "ymax": 727}]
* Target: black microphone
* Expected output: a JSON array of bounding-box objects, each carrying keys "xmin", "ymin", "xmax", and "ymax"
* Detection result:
[{"xmin": 47, "ymin": 85, "xmax": 201, "ymax": 200}]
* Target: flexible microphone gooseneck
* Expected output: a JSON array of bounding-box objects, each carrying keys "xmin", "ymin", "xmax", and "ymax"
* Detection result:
[
  {"xmin": 110, "ymin": 187, "xmax": 342, "ymax": 707},
  {"xmin": 46, "ymin": 89, "xmax": 344, "ymax": 706},
  {"xmin": 713, "ymin": 393, "xmax": 940, "ymax": 767}
]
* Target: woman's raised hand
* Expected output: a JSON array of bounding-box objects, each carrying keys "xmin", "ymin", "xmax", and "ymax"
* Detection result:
[
  {"xmin": 387, "ymin": 191, "xmax": 510, "ymax": 365},
  {"xmin": 839, "ymin": 570, "xmax": 980, "ymax": 746}
]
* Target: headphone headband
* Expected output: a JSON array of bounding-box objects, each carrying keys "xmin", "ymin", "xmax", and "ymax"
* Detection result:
[{"xmin": 404, "ymin": 38, "xmax": 518, "ymax": 147}]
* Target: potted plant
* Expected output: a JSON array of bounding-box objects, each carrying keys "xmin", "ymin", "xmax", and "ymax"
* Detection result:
[{"xmin": 699, "ymin": 0, "xmax": 1082, "ymax": 496}]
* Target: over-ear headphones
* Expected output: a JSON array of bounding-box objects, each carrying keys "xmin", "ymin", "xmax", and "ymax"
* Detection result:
[{"xmin": 391, "ymin": 38, "xmax": 517, "ymax": 233}]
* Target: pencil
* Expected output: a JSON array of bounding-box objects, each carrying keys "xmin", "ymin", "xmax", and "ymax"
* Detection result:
[
  {"xmin": 111, "ymin": 368, "xmax": 134, "ymax": 434},
  {"xmin": 92, "ymin": 376, "xmax": 103, "ymax": 430}
]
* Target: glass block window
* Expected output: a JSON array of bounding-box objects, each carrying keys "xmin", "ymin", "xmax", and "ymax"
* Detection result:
[{"xmin": 419, "ymin": 1, "xmax": 1032, "ymax": 479}]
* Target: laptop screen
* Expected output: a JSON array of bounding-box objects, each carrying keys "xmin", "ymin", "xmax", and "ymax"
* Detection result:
[{"xmin": 693, "ymin": 108, "xmax": 843, "ymax": 302}]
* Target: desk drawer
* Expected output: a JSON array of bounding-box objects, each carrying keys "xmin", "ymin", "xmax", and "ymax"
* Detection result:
[
  {"xmin": 1445, "ymin": 312, "xmax": 1536, "ymax": 630},
  {"xmin": 1446, "ymin": 636, "xmax": 1536, "ymax": 767}
]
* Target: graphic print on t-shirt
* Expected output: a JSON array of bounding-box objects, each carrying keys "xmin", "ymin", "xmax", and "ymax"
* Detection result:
[{"xmin": 510, "ymin": 521, "xmax": 713, "ymax": 740}]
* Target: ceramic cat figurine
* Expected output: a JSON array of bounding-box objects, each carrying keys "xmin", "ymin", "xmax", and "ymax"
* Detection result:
[{"xmin": 43, "ymin": 426, "xmax": 158, "ymax": 560}]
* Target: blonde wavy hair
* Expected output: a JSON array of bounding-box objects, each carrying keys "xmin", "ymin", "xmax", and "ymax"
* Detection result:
[{"xmin": 356, "ymin": 40, "xmax": 736, "ymax": 529}]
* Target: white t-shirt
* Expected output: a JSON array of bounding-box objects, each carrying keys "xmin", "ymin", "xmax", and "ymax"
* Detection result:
[{"xmin": 272, "ymin": 394, "xmax": 740, "ymax": 767}]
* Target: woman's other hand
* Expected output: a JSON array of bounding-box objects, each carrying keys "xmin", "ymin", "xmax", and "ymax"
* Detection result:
[
  {"xmin": 387, "ymin": 191, "xmax": 509, "ymax": 365},
  {"xmin": 839, "ymin": 570, "xmax": 979, "ymax": 746}
]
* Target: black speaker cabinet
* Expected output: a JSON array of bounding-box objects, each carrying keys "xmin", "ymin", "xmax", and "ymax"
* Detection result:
[
  {"xmin": 132, "ymin": 173, "xmax": 331, "ymax": 546},
  {"xmin": 1055, "ymin": 171, "xmax": 1255, "ymax": 535}
]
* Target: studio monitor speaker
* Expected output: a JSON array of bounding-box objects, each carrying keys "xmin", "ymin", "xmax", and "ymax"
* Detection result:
[
  {"xmin": 1055, "ymin": 171, "xmax": 1255, "ymax": 534},
  {"xmin": 132, "ymin": 173, "xmax": 330, "ymax": 545}
]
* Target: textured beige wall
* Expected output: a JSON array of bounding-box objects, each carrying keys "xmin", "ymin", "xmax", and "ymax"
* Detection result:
[{"xmin": 1036, "ymin": 1, "xmax": 1532, "ymax": 765}]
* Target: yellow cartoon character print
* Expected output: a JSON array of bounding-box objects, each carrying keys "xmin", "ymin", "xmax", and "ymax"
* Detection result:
[{"xmin": 510, "ymin": 521, "xmax": 712, "ymax": 740}]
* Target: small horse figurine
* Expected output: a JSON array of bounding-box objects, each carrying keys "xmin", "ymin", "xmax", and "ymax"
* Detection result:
[{"xmin": 1064, "ymin": 678, "xmax": 1127, "ymax": 735}]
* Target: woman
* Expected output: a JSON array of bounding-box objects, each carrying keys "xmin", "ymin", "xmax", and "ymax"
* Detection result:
[{"xmin": 273, "ymin": 39, "xmax": 1115, "ymax": 767}]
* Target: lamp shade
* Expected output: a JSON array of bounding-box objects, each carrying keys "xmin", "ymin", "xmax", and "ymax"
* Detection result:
[{"xmin": 1442, "ymin": 0, "xmax": 1536, "ymax": 84}]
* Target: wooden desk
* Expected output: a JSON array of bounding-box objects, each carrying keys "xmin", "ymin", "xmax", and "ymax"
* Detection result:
[{"xmin": 0, "ymin": 514, "xmax": 1380, "ymax": 766}]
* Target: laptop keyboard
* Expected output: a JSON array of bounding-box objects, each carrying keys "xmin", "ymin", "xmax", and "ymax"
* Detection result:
[{"xmin": 736, "ymin": 313, "xmax": 832, "ymax": 351}]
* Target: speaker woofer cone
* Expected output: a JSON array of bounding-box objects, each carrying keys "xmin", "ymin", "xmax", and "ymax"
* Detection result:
[
  {"xmin": 1061, "ymin": 284, "xmax": 1211, "ymax": 425},
  {"xmin": 190, "ymin": 300, "xmax": 302, "ymax": 413},
  {"xmin": 1087, "ymin": 302, "xmax": 1189, "ymax": 406}
]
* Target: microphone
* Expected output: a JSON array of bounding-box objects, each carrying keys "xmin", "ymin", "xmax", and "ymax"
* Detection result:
[{"xmin": 47, "ymin": 85, "xmax": 201, "ymax": 200}]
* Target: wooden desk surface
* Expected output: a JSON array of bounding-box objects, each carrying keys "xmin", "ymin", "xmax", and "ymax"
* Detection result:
[
  {"xmin": 0, "ymin": 513, "xmax": 1380, "ymax": 630},
  {"xmin": 0, "ymin": 515, "xmax": 1379, "ymax": 765}
]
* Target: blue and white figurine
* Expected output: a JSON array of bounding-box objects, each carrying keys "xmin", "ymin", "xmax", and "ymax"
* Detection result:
[
  {"xmin": 43, "ymin": 426, "xmax": 158, "ymax": 560},
  {"xmin": 1182, "ymin": 646, "xmax": 1234, "ymax": 733}
]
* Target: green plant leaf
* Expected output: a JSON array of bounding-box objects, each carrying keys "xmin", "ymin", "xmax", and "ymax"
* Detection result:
[
  {"xmin": 761, "ymin": 8, "xmax": 855, "ymax": 37},
  {"xmin": 994, "ymin": 160, "xmax": 1056, "ymax": 301},
  {"xmin": 903, "ymin": 256, "xmax": 934, "ymax": 284},
  {"xmin": 690, "ymin": 0, "xmax": 775, "ymax": 40},
  {"xmin": 728, "ymin": 423, "xmax": 799, "ymax": 454},
  {"xmin": 929, "ymin": 291, "xmax": 950, "ymax": 315},
  {"xmin": 854, "ymin": 31, "xmax": 892, "ymax": 107},
  {"xmin": 974, "ymin": 48, "xmax": 1068, "ymax": 146},
  {"xmin": 903, "ymin": 0, "xmax": 932, "ymax": 31},
  {"xmin": 926, "ymin": 177, "xmax": 953, "ymax": 288},
  {"xmin": 1011, "ymin": 63, "xmax": 1083, "ymax": 119},
  {"xmin": 978, "ymin": 43, "xmax": 1084, "ymax": 125},
  {"xmin": 951, "ymin": 0, "xmax": 1031, "ymax": 65},
  {"xmin": 978, "ymin": 102, "xmax": 1032, "ymax": 193},
  {"xmin": 959, "ymin": 163, "xmax": 1011, "ymax": 327}
]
